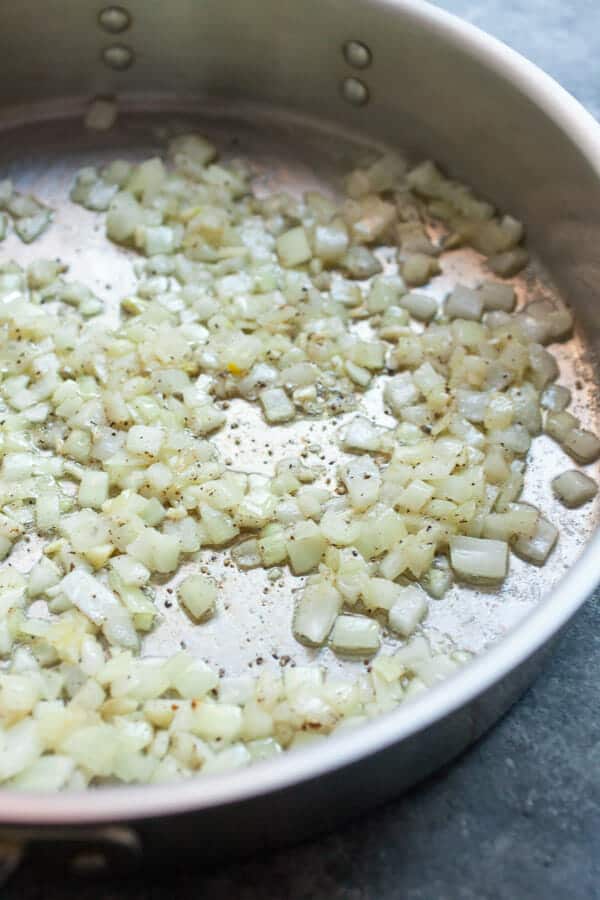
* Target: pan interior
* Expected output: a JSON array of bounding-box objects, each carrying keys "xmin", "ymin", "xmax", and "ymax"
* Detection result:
[{"xmin": 1, "ymin": 102, "xmax": 598, "ymax": 686}]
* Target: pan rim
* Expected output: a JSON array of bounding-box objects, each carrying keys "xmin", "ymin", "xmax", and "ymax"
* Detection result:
[{"xmin": 1, "ymin": 0, "xmax": 600, "ymax": 825}]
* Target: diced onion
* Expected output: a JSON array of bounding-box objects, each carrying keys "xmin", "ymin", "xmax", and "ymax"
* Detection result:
[
  {"xmin": 449, "ymin": 536, "xmax": 508, "ymax": 582},
  {"xmin": 487, "ymin": 248, "xmax": 529, "ymax": 277},
  {"xmin": 401, "ymin": 253, "xmax": 440, "ymax": 286},
  {"xmin": 329, "ymin": 614, "xmax": 380, "ymax": 655},
  {"xmin": 0, "ymin": 133, "xmax": 589, "ymax": 792},
  {"xmin": 388, "ymin": 585, "xmax": 428, "ymax": 637},
  {"xmin": 541, "ymin": 384, "xmax": 571, "ymax": 412},
  {"xmin": 259, "ymin": 387, "xmax": 295, "ymax": 424},
  {"xmin": 400, "ymin": 292, "xmax": 438, "ymax": 321},
  {"xmin": 287, "ymin": 521, "xmax": 326, "ymax": 574},
  {"xmin": 552, "ymin": 470, "xmax": 598, "ymax": 508},
  {"xmin": 341, "ymin": 415, "xmax": 382, "ymax": 453},
  {"xmin": 552, "ymin": 469, "xmax": 598, "ymax": 508},
  {"xmin": 59, "ymin": 568, "xmax": 138, "ymax": 649},
  {"xmin": 445, "ymin": 284, "xmax": 483, "ymax": 321},
  {"xmin": 478, "ymin": 281, "xmax": 515, "ymax": 312},
  {"xmin": 293, "ymin": 581, "xmax": 341, "ymax": 646},
  {"xmin": 513, "ymin": 516, "xmax": 558, "ymax": 565},
  {"xmin": 178, "ymin": 574, "xmax": 217, "ymax": 621},
  {"xmin": 562, "ymin": 428, "xmax": 600, "ymax": 464},
  {"xmin": 276, "ymin": 227, "xmax": 312, "ymax": 268}
]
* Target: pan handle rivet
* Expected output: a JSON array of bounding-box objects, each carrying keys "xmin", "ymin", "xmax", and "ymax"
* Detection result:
[
  {"xmin": 341, "ymin": 77, "xmax": 370, "ymax": 107},
  {"xmin": 102, "ymin": 44, "xmax": 135, "ymax": 70},
  {"xmin": 343, "ymin": 40, "xmax": 372, "ymax": 69},
  {"xmin": 98, "ymin": 6, "xmax": 131, "ymax": 34}
]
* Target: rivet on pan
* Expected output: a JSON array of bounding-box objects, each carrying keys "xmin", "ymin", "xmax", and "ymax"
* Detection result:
[
  {"xmin": 98, "ymin": 6, "xmax": 131, "ymax": 33},
  {"xmin": 102, "ymin": 44, "xmax": 135, "ymax": 71},
  {"xmin": 343, "ymin": 40, "xmax": 372, "ymax": 69},
  {"xmin": 341, "ymin": 77, "xmax": 370, "ymax": 107}
]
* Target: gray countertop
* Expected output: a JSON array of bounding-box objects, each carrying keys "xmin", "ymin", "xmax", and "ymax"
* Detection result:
[{"xmin": 6, "ymin": 3, "xmax": 600, "ymax": 898}]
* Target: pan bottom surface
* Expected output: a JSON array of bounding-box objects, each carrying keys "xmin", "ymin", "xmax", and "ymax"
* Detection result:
[{"xmin": 0, "ymin": 99, "xmax": 596, "ymax": 707}]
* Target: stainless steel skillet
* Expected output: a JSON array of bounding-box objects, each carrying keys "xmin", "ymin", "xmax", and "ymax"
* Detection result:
[{"xmin": 0, "ymin": 0, "xmax": 599, "ymax": 878}]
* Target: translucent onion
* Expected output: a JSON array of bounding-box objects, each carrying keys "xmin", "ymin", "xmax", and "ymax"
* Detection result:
[
  {"xmin": 0, "ymin": 133, "xmax": 592, "ymax": 792},
  {"xmin": 449, "ymin": 536, "xmax": 509, "ymax": 582}
]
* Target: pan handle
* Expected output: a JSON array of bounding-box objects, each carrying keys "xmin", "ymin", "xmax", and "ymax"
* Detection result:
[{"xmin": 0, "ymin": 825, "xmax": 142, "ymax": 885}]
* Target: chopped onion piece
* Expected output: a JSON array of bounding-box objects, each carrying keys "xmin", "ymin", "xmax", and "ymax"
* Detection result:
[
  {"xmin": 413, "ymin": 654, "xmax": 459, "ymax": 687},
  {"xmin": 341, "ymin": 245, "xmax": 382, "ymax": 279},
  {"xmin": 551, "ymin": 470, "xmax": 597, "ymax": 508},
  {"xmin": 313, "ymin": 220, "xmax": 349, "ymax": 265},
  {"xmin": 401, "ymin": 253, "xmax": 440, "ymax": 286},
  {"xmin": 110, "ymin": 555, "xmax": 150, "ymax": 587},
  {"xmin": 400, "ymin": 291, "xmax": 437, "ymax": 321},
  {"xmin": 541, "ymin": 384, "xmax": 571, "ymax": 412},
  {"xmin": 545, "ymin": 410, "xmax": 579, "ymax": 444},
  {"xmin": 341, "ymin": 415, "xmax": 382, "ymax": 452},
  {"xmin": 169, "ymin": 133, "xmax": 216, "ymax": 167},
  {"xmin": 10, "ymin": 754, "xmax": 75, "ymax": 791},
  {"xmin": 15, "ymin": 210, "xmax": 52, "ymax": 243},
  {"xmin": 287, "ymin": 521, "xmax": 326, "ymax": 574},
  {"xmin": 521, "ymin": 299, "xmax": 573, "ymax": 344},
  {"xmin": 457, "ymin": 389, "xmax": 488, "ymax": 424},
  {"xmin": 27, "ymin": 557, "xmax": 62, "ymax": 597},
  {"xmin": 59, "ymin": 568, "xmax": 138, "ymax": 648},
  {"xmin": 478, "ymin": 281, "xmax": 515, "ymax": 312},
  {"xmin": 367, "ymin": 274, "xmax": 405, "ymax": 313},
  {"xmin": 178, "ymin": 574, "xmax": 217, "ymax": 621},
  {"xmin": 365, "ymin": 153, "xmax": 406, "ymax": 192},
  {"xmin": 388, "ymin": 585, "xmax": 428, "ymax": 637},
  {"xmin": 230, "ymin": 537, "xmax": 262, "ymax": 569},
  {"xmin": 127, "ymin": 529, "xmax": 181, "ymax": 573},
  {"xmin": 78, "ymin": 470, "xmax": 109, "ymax": 509},
  {"xmin": 276, "ymin": 227, "xmax": 312, "ymax": 268},
  {"xmin": 445, "ymin": 284, "xmax": 483, "ymax": 321},
  {"xmin": 126, "ymin": 425, "xmax": 164, "ymax": 458},
  {"xmin": 259, "ymin": 387, "xmax": 295, "ymax": 424},
  {"xmin": 329, "ymin": 615, "xmax": 380, "ymax": 656},
  {"xmin": 562, "ymin": 427, "xmax": 600, "ymax": 464},
  {"xmin": 0, "ymin": 720, "xmax": 41, "ymax": 781},
  {"xmin": 345, "ymin": 360, "xmax": 371, "ymax": 387},
  {"xmin": 421, "ymin": 557, "xmax": 453, "ymax": 599},
  {"xmin": 384, "ymin": 373, "xmax": 420, "ymax": 416},
  {"xmin": 487, "ymin": 248, "xmax": 529, "ymax": 277},
  {"xmin": 513, "ymin": 516, "xmax": 558, "ymax": 565},
  {"xmin": 293, "ymin": 581, "xmax": 341, "ymax": 646},
  {"xmin": 320, "ymin": 508, "xmax": 360, "ymax": 547},
  {"xmin": 449, "ymin": 536, "xmax": 508, "ymax": 582},
  {"xmin": 341, "ymin": 456, "xmax": 381, "ymax": 511}
]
